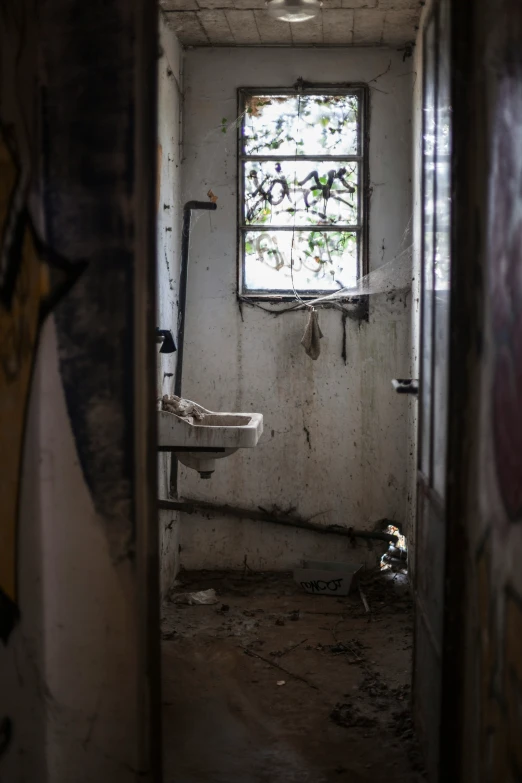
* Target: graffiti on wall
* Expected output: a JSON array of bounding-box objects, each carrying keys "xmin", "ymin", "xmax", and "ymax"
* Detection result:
[
  {"xmin": 1, "ymin": 0, "xmax": 140, "ymax": 648},
  {"xmin": 0, "ymin": 122, "xmax": 41, "ymax": 643},
  {"xmin": 0, "ymin": 0, "xmax": 142, "ymax": 768},
  {"xmin": 0, "ymin": 127, "xmax": 86, "ymax": 644},
  {"xmin": 0, "ymin": 2, "xmax": 86, "ymax": 644}
]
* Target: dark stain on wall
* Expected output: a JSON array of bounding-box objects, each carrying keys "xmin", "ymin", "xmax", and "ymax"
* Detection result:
[{"xmin": 40, "ymin": 0, "xmax": 138, "ymax": 560}]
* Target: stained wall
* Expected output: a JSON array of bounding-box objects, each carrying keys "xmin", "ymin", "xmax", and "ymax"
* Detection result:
[
  {"xmin": 177, "ymin": 47, "xmax": 414, "ymax": 570},
  {"xmin": 157, "ymin": 13, "xmax": 183, "ymax": 598}
]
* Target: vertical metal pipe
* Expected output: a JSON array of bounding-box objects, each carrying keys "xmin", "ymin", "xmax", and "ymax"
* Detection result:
[
  {"xmin": 171, "ymin": 201, "xmax": 216, "ymax": 497},
  {"xmin": 174, "ymin": 201, "xmax": 217, "ymax": 398}
]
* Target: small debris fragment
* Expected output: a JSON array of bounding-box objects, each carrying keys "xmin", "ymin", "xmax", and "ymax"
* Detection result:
[
  {"xmin": 316, "ymin": 638, "xmax": 366, "ymax": 663},
  {"xmin": 390, "ymin": 709, "xmax": 426, "ymax": 773},
  {"xmin": 242, "ymin": 646, "xmax": 318, "ymax": 690},
  {"xmin": 359, "ymin": 586, "xmax": 370, "ymax": 614},
  {"xmin": 270, "ymin": 639, "xmax": 308, "ymax": 658},
  {"xmin": 207, "ymin": 188, "xmax": 218, "ymax": 203},
  {"xmin": 171, "ymin": 589, "xmax": 218, "ymax": 605},
  {"xmin": 330, "ymin": 702, "xmax": 377, "ymax": 729},
  {"xmin": 360, "ymin": 672, "xmax": 389, "ymax": 698},
  {"xmin": 276, "ymin": 680, "xmax": 286, "ymax": 686},
  {"xmin": 246, "ymin": 639, "xmax": 265, "ymax": 649}
]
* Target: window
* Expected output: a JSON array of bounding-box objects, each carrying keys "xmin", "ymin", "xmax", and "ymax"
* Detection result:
[{"xmin": 238, "ymin": 86, "xmax": 368, "ymax": 298}]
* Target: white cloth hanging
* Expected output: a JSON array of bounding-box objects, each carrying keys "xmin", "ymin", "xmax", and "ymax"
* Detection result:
[{"xmin": 300, "ymin": 308, "xmax": 323, "ymax": 360}]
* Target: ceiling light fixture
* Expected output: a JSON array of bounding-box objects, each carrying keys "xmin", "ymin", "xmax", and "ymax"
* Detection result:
[{"xmin": 266, "ymin": 0, "xmax": 322, "ymax": 23}]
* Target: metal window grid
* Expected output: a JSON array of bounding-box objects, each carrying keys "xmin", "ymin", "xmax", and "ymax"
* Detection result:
[{"xmin": 237, "ymin": 85, "xmax": 370, "ymax": 300}]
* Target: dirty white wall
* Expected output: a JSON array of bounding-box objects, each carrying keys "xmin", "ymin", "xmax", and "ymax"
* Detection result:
[
  {"xmin": 179, "ymin": 48, "xmax": 413, "ymax": 570},
  {"xmin": 5, "ymin": 325, "xmax": 145, "ymax": 783},
  {"xmin": 406, "ymin": 19, "xmax": 425, "ymax": 579},
  {"xmin": 157, "ymin": 13, "xmax": 183, "ymax": 597},
  {"xmin": 8, "ymin": 323, "xmax": 142, "ymax": 781}
]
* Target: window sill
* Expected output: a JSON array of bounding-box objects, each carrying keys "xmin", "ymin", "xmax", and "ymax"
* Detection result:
[
  {"xmin": 237, "ymin": 293, "xmax": 369, "ymax": 321},
  {"xmin": 238, "ymin": 292, "xmax": 366, "ymax": 303}
]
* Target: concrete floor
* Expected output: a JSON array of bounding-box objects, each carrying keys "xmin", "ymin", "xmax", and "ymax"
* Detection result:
[{"xmin": 162, "ymin": 570, "xmax": 423, "ymax": 783}]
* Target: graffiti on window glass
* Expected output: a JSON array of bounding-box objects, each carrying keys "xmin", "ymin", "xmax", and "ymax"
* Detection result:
[{"xmin": 239, "ymin": 90, "xmax": 365, "ymax": 294}]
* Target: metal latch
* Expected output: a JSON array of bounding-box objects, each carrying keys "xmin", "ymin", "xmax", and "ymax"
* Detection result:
[{"xmin": 156, "ymin": 328, "xmax": 177, "ymax": 354}]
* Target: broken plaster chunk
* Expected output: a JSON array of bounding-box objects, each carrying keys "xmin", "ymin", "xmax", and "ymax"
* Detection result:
[{"xmin": 171, "ymin": 589, "xmax": 218, "ymax": 605}]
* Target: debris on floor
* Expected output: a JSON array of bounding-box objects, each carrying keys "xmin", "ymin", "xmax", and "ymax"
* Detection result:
[
  {"xmin": 381, "ymin": 525, "xmax": 409, "ymax": 570},
  {"xmin": 359, "ymin": 585, "xmax": 371, "ymax": 613},
  {"xmin": 317, "ymin": 638, "xmax": 366, "ymax": 664},
  {"xmin": 330, "ymin": 701, "xmax": 377, "ymax": 729},
  {"xmin": 162, "ymin": 568, "xmax": 424, "ymax": 783},
  {"xmin": 170, "ymin": 588, "xmax": 218, "ymax": 605},
  {"xmin": 390, "ymin": 709, "xmax": 426, "ymax": 772}
]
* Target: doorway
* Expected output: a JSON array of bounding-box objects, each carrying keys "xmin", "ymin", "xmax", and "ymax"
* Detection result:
[{"xmin": 155, "ymin": 2, "xmax": 428, "ymax": 782}]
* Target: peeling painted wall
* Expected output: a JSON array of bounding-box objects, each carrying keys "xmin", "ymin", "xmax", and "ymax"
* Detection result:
[
  {"xmin": 157, "ymin": 13, "xmax": 183, "ymax": 598},
  {"xmin": 178, "ymin": 48, "xmax": 413, "ymax": 570},
  {"xmin": 406, "ymin": 13, "xmax": 425, "ymax": 579}
]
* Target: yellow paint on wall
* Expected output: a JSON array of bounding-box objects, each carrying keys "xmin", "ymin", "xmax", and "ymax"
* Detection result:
[{"xmin": 0, "ymin": 137, "xmax": 43, "ymax": 604}]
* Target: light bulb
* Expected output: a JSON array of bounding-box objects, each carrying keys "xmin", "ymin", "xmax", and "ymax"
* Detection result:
[{"xmin": 266, "ymin": 0, "xmax": 322, "ymax": 23}]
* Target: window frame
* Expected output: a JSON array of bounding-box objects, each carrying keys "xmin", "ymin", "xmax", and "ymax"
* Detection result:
[{"xmin": 237, "ymin": 84, "xmax": 370, "ymax": 301}]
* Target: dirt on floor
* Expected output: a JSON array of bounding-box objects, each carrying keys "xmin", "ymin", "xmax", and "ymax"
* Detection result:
[{"xmin": 161, "ymin": 568, "xmax": 424, "ymax": 783}]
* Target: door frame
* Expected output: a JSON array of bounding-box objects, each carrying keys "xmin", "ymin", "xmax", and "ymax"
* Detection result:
[{"xmin": 437, "ymin": 1, "xmax": 480, "ymax": 779}]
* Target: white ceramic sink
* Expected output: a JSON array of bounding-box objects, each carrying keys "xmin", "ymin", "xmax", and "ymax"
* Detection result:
[{"xmin": 158, "ymin": 397, "xmax": 263, "ymax": 478}]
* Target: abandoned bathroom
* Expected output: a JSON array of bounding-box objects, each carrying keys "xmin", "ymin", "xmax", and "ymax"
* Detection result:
[
  {"xmin": 154, "ymin": 0, "xmax": 422, "ymax": 776},
  {"xmin": 1, "ymin": 0, "xmax": 521, "ymax": 781}
]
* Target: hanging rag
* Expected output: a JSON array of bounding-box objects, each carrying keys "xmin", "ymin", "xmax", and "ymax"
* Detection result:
[{"xmin": 300, "ymin": 307, "xmax": 323, "ymax": 360}]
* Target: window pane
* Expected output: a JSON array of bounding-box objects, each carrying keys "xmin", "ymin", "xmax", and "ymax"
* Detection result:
[
  {"xmin": 243, "ymin": 229, "xmax": 358, "ymax": 292},
  {"xmin": 243, "ymin": 93, "xmax": 359, "ymax": 157},
  {"xmin": 244, "ymin": 160, "xmax": 358, "ymax": 227}
]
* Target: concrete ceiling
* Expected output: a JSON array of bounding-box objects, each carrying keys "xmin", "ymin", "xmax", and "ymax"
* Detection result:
[{"xmin": 161, "ymin": 0, "xmax": 422, "ymax": 47}]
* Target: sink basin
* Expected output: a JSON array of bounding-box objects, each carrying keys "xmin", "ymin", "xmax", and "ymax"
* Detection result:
[{"xmin": 158, "ymin": 397, "xmax": 263, "ymax": 477}]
